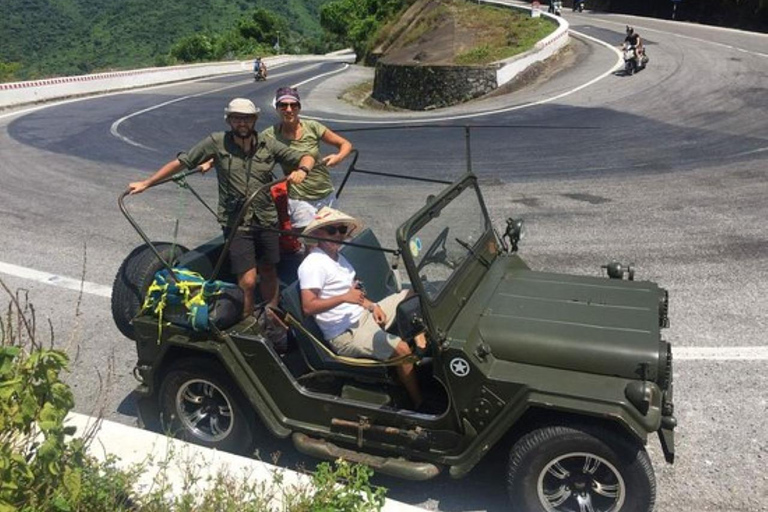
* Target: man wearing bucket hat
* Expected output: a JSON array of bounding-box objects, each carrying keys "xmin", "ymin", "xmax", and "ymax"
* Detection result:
[
  {"xmin": 128, "ymin": 98, "xmax": 316, "ymax": 330},
  {"xmin": 297, "ymin": 207, "xmax": 427, "ymax": 409}
]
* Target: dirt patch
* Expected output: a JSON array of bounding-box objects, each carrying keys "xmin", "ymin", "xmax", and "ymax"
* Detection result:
[
  {"xmin": 482, "ymin": 39, "xmax": 580, "ymax": 99},
  {"xmin": 338, "ymin": 80, "xmax": 407, "ymax": 112}
]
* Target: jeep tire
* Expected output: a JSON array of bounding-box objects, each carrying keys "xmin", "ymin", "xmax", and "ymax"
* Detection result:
[
  {"xmin": 507, "ymin": 424, "xmax": 655, "ymax": 512},
  {"xmin": 111, "ymin": 242, "xmax": 188, "ymax": 339},
  {"xmin": 159, "ymin": 358, "xmax": 255, "ymax": 455}
]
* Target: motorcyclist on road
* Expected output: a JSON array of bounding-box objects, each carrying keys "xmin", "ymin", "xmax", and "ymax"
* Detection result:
[
  {"xmin": 624, "ymin": 26, "xmax": 644, "ymax": 57},
  {"xmin": 254, "ymin": 57, "xmax": 267, "ymax": 79}
]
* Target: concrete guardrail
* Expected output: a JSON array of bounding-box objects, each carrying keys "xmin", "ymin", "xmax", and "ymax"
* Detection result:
[
  {"xmin": 66, "ymin": 412, "xmax": 425, "ymax": 511},
  {"xmin": 482, "ymin": 0, "xmax": 570, "ymax": 86},
  {"xmin": 0, "ymin": 50, "xmax": 356, "ymax": 110}
]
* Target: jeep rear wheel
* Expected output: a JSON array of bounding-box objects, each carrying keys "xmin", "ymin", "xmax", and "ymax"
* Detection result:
[
  {"xmin": 159, "ymin": 358, "xmax": 255, "ymax": 455},
  {"xmin": 111, "ymin": 242, "xmax": 188, "ymax": 339},
  {"xmin": 507, "ymin": 424, "xmax": 655, "ymax": 512}
]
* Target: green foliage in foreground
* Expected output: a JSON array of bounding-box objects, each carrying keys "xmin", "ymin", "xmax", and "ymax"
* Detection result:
[{"xmin": 0, "ymin": 283, "xmax": 386, "ymax": 511}]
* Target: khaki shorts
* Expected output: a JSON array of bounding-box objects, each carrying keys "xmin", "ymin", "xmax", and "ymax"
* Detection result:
[
  {"xmin": 288, "ymin": 194, "xmax": 336, "ymax": 229},
  {"xmin": 329, "ymin": 290, "xmax": 409, "ymax": 360}
]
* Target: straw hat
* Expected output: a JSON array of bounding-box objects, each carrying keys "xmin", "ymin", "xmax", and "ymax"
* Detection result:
[{"xmin": 303, "ymin": 207, "xmax": 363, "ymax": 239}]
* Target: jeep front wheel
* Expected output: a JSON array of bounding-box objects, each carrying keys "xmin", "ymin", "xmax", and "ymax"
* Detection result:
[
  {"xmin": 159, "ymin": 359, "xmax": 255, "ymax": 455},
  {"xmin": 507, "ymin": 424, "xmax": 655, "ymax": 512}
]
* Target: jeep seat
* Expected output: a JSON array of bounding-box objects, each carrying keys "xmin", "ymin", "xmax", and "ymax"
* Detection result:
[{"xmin": 280, "ymin": 228, "xmax": 402, "ymax": 376}]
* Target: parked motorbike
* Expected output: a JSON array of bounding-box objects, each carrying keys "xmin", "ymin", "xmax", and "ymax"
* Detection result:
[
  {"xmin": 548, "ymin": 0, "xmax": 563, "ymax": 15},
  {"xmin": 623, "ymin": 42, "xmax": 648, "ymax": 75},
  {"xmin": 572, "ymin": 0, "xmax": 585, "ymax": 12}
]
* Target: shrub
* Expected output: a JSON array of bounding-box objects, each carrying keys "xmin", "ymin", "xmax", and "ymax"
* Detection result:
[
  {"xmin": 0, "ymin": 281, "xmax": 387, "ymax": 511},
  {"xmin": 0, "ymin": 284, "xmax": 137, "ymax": 511}
]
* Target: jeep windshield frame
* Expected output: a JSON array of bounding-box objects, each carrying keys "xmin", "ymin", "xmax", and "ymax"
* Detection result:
[{"xmin": 396, "ymin": 174, "xmax": 498, "ymax": 333}]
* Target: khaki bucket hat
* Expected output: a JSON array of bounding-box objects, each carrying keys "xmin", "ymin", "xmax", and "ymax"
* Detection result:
[
  {"xmin": 303, "ymin": 207, "xmax": 363, "ymax": 239},
  {"xmin": 224, "ymin": 98, "xmax": 260, "ymax": 119}
]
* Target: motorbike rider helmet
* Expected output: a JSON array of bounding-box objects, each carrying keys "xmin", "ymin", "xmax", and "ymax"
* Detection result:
[
  {"xmin": 626, "ymin": 26, "xmax": 634, "ymax": 35},
  {"xmin": 224, "ymin": 98, "xmax": 260, "ymax": 120}
]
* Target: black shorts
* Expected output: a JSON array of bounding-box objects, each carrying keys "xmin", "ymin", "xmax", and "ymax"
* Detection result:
[{"xmin": 224, "ymin": 226, "xmax": 280, "ymax": 275}]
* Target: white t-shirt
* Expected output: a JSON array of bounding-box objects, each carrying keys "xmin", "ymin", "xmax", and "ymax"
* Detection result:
[{"xmin": 298, "ymin": 248, "xmax": 364, "ymax": 340}]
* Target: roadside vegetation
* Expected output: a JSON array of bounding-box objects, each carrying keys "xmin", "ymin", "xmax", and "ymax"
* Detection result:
[
  {"xmin": 452, "ymin": 1, "xmax": 555, "ymax": 65},
  {"xmin": 0, "ymin": 0, "xmax": 765, "ymax": 82},
  {"xmin": 0, "ymin": 0, "xmax": 338, "ymax": 81},
  {"xmin": 0, "ymin": 280, "xmax": 386, "ymax": 512}
]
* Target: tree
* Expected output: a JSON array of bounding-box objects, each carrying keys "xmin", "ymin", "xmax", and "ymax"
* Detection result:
[{"xmin": 170, "ymin": 34, "xmax": 214, "ymax": 63}]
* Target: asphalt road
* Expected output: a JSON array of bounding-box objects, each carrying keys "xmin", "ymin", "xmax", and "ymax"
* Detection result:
[{"xmin": 1, "ymin": 9, "xmax": 767, "ymax": 512}]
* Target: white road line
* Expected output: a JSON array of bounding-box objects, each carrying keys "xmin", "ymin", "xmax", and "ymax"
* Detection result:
[
  {"xmin": 304, "ymin": 30, "xmax": 623, "ymax": 125},
  {"xmin": 591, "ymin": 18, "xmax": 768, "ymax": 59},
  {"xmin": 110, "ymin": 63, "xmax": 315, "ymax": 149},
  {"xmin": 2, "ymin": 260, "xmax": 766, "ymax": 362},
  {"xmin": 0, "ymin": 69, "xmax": 253, "ymax": 123},
  {"xmin": 292, "ymin": 63, "xmax": 350, "ymax": 89},
  {"xmin": 674, "ymin": 346, "xmax": 768, "ymax": 361},
  {"xmin": 0, "ymin": 261, "xmax": 112, "ymax": 298}
]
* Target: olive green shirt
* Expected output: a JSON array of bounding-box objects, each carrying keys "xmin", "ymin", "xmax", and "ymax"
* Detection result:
[
  {"xmin": 262, "ymin": 120, "xmax": 334, "ymax": 201},
  {"xmin": 177, "ymin": 131, "xmax": 307, "ymax": 228}
]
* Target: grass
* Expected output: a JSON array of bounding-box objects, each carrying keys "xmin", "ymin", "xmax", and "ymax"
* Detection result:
[{"xmin": 452, "ymin": 0, "xmax": 556, "ymax": 65}]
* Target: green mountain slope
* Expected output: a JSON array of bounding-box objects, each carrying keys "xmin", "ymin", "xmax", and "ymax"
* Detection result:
[{"xmin": 0, "ymin": 0, "xmax": 330, "ymax": 80}]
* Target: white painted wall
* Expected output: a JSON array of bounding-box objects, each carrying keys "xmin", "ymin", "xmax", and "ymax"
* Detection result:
[
  {"xmin": 0, "ymin": 52, "xmax": 355, "ymax": 109},
  {"xmin": 480, "ymin": 0, "xmax": 570, "ymax": 86}
]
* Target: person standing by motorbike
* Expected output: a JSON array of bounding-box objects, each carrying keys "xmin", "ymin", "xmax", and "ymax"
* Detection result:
[
  {"xmin": 262, "ymin": 87, "xmax": 353, "ymax": 232},
  {"xmin": 126, "ymin": 98, "xmax": 315, "ymax": 326}
]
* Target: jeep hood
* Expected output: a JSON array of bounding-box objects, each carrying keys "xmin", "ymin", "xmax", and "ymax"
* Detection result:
[{"xmin": 478, "ymin": 269, "xmax": 669, "ymax": 383}]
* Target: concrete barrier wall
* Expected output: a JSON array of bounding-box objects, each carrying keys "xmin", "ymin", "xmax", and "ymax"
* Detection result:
[
  {"xmin": 370, "ymin": 0, "xmax": 569, "ymax": 110},
  {"xmin": 0, "ymin": 52, "xmax": 355, "ymax": 109},
  {"xmin": 373, "ymin": 63, "xmax": 498, "ymax": 110},
  {"xmin": 487, "ymin": 2, "xmax": 570, "ymax": 86}
]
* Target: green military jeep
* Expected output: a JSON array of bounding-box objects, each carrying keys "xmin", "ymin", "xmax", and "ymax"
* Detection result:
[{"xmin": 113, "ymin": 161, "xmax": 675, "ymax": 512}]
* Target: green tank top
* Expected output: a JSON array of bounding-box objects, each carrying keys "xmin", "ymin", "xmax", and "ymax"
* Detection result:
[{"xmin": 261, "ymin": 119, "xmax": 334, "ymax": 201}]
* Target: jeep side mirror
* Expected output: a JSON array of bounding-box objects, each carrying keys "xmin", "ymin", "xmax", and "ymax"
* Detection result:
[{"xmin": 602, "ymin": 260, "xmax": 635, "ymax": 280}]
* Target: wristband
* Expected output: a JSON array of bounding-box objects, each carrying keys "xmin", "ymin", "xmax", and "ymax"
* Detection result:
[
  {"xmin": 367, "ymin": 302, "xmax": 377, "ymax": 313},
  {"xmin": 298, "ymin": 165, "xmax": 310, "ymax": 173}
]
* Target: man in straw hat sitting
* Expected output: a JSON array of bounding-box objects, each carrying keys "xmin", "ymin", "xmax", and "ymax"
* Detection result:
[{"xmin": 298, "ymin": 207, "xmax": 428, "ymax": 410}]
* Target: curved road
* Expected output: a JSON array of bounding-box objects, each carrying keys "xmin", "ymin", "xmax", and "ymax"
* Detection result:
[{"xmin": 0, "ymin": 10, "xmax": 766, "ymax": 512}]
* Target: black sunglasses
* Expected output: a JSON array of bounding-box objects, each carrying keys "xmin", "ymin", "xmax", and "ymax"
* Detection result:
[
  {"xmin": 277, "ymin": 102, "xmax": 300, "ymax": 110},
  {"xmin": 324, "ymin": 225, "xmax": 349, "ymax": 236}
]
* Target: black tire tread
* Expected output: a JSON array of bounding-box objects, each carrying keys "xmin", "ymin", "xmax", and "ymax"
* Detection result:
[
  {"xmin": 158, "ymin": 357, "xmax": 256, "ymax": 455},
  {"xmin": 507, "ymin": 423, "xmax": 656, "ymax": 512},
  {"xmin": 111, "ymin": 242, "xmax": 188, "ymax": 339}
]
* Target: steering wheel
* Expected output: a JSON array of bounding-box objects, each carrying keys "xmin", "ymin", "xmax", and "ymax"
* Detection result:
[{"xmin": 415, "ymin": 226, "xmax": 451, "ymax": 272}]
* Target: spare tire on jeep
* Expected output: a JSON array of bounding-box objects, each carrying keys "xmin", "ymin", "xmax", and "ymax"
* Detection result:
[{"xmin": 111, "ymin": 242, "xmax": 188, "ymax": 340}]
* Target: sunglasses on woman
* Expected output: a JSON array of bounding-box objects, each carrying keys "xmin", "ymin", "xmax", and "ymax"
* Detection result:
[
  {"xmin": 324, "ymin": 225, "xmax": 349, "ymax": 236},
  {"xmin": 277, "ymin": 102, "xmax": 300, "ymax": 110}
]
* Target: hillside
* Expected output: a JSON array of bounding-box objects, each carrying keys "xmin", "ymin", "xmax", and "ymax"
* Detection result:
[
  {"xmin": 373, "ymin": 0, "xmax": 555, "ymax": 66},
  {"xmin": 0, "ymin": 0, "xmax": 330, "ymax": 80}
]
